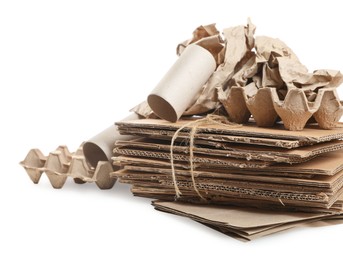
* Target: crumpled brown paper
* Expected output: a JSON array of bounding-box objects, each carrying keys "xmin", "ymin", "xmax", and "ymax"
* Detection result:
[
  {"xmin": 176, "ymin": 24, "xmax": 221, "ymax": 59},
  {"xmin": 218, "ymin": 26, "xmax": 343, "ymax": 112},
  {"xmin": 130, "ymin": 101, "xmax": 155, "ymax": 119},
  {"xmin": 184, "ymin": 19, "xmax": 256, "ymax": 116},
  {"xmin": 132, "ymin": 19, "xmax": 343, "ymax": 119}
]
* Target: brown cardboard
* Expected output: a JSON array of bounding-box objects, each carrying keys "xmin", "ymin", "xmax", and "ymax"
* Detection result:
[
  {"xmin": 92, "ymin": 161, "xmax": 116, "ymax": 189},
  {"xmin": 20, "ymin": 145, "xmax": 114, "ymax": 189},
  {"xmin": 114, "ymin": 168, "xmax": 343, "ymax": 210},
  {"xmin": 137, "ymin": 187, "xmax": 343, "ymax": 214},
  {"xmin": 246, "ymin": 87, "xmax": 278, "ymax": 127},
  {"xmin": 116, "ymin": 119, "xmax": 343, "ymax": 146},
  {"xmin": 113, "ymin": 149, "xmax": 343, "ymax": 176},
  {"xmin": 219, "ymin": 86, "xmax": 343, "ymax": 131},
  {"xmin": 152, "ymin": 200, "xmax": 331, "ymax": 229},
  {"xmin": 112, "ymin": 116, "xmax": 343, "ymax": 211},
  {"xmin": 147, "ymin": 44, "xmax": 217, "ymax": 122},
  {"xmin": 113, "ymin": 138, "xmax": 343, "ymax": 164},
  {"xmin": 237, "ymin": 150, "xmax": 343, "ymax": 176},
  {"xmin": 313, "ymin": 90, "xmax": 343, "ymax": 129},
  {"xmin": 115, "ymin": 164, "xmax": 343, "ymax": 190},
  {"xmin": 20, "ymin": 149, "xmax": 46, "ymax": 183},
  {"xmin": 111, "ymin": 133, "xmax": 343, "ymax": 211},
  {"xmin": 83, "ymin": 113, "xmax": 139, "ymax": 168},
  {"xmin": 271, "ymin": 88, "xmax": 343, "ymax": 130},
  {"xmin": 113, "ymin": 156, "xmax": 280, "ymax": 175},
  {"xmin": 219, "ymin": 86, "xmax": 251, "ymax": 124},
  {"xmin": 113, "ymin": 149, "xmax": 271, "ymax": 169},
  {"xmin": 44, "ymin": 150, "xmax": 70, "ymax": 189},
  {"xmin": 117, "ymin": 127, "xmax": 301, "ymax": 149},
  {"xmin": 152, "ymin": 200, "xmax": 343, "ymax": 241}
]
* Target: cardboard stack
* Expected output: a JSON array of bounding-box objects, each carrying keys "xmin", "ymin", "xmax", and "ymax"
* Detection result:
[
  {"xmin": 112, "ymin": 119, "xmax": 343, "ymax": 212},
  {"xmin": 111, "ymin": 119, "xmax": 343, "ymax": 240}
]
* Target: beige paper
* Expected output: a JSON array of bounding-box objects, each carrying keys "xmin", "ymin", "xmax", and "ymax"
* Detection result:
[
  {"xmin": 83, "ymin": 113, "xmax": 139, "ymax": 167},
  {"xmin": 184, "ymin": 19, "xmax": 256, "ymax": 116},
  {"xmin": 176, "ymin": 23, "xmax": 220, "ymax": 56},
  {"xmin": 129, "ymin": 101, "xmax": 155, "ymax": 119},
  {"xmin": 147, "ymin": 44, "xmax": 216, "ymax": 122}
]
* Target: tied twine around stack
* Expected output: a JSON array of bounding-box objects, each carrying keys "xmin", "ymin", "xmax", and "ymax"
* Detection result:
[{"xmin": 170, "ymin": 114, "xmax": 242, "ymax": 200}]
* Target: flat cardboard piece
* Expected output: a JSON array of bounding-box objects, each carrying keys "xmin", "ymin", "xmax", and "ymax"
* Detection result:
[
  {"xmin": 116, "ymin": 165, "xmax": 343, "ymax": 190},
  {"xmin": 114, "ymin": 138, "xmax": 343, "ymax": 163},
  {"xmin": 116, "ymin": 119, "xmax": 343, "ymax": 147},
  {"xmin": 113, "ymin": 149, "xmax": 343, "ymax": 176},
  {"xmin": 113, "ymin": 148, "xmax": 271, "ymax": 169},
  {"xmin": 117, "ymin": 127, "xmax": 301, "ymax": 149},
  {"xmin": 152, "ymin": 200, "xmax": 330, "ymax": 229},
  {"xmin": 115, "ymin": 168, "xmax": 343, "ymax": 210},
  {"xmin": 152, "ymin": 200, "xmax": 343, "ymax": 241},
  {"xmin": 138, "ymin": 186, "xmax": 343, "ymax": 213}
]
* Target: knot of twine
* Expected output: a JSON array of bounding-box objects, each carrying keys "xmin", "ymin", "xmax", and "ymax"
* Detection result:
[{"xmin": 170, "ymin": 114, "xmax": 241, "ymax": 201}]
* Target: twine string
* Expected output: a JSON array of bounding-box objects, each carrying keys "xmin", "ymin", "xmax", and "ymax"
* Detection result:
[{"xmin": 170, "ymin": 114, "xmax": 241, "ymax": 201}]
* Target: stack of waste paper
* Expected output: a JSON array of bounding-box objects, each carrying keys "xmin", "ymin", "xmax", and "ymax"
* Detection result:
[{"xmin": 21, "ymin": 20, "xmax": 343, "ymax": 241}]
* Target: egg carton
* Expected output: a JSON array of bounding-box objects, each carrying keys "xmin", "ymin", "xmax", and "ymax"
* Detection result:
[
  {"xmin": 221, "ymin": 86, "xmax": 343, "ymax": 131},
  {"xmin": 20, "ymin": 145, "xmax": 115, "ymax": 189}
]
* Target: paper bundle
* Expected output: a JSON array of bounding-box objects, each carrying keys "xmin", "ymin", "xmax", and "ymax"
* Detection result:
[
  {"xmin": 111, "ymin": 118, "xmax": 343, "ymax": 239},
  {"xmin": 112, "ymin": 119, "xmax": 343, "ymax": 212}
]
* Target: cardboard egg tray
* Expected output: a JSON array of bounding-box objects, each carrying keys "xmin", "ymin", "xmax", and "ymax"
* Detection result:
[
  {"xmin": 221, "ymin": 86, "xmax": 343, "ymax": 131},
  {"xmin": 20, "ymin": 145, "xmax": 115, "ymax": 189}
]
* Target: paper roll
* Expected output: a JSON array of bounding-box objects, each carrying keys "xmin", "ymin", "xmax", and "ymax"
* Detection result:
[
  {"xmin": 83, "ymin": 113, "xmax": 139, "ymax": 168},
  {"xmin": 147, "ymin": 44, "xmax": 216, "ymax": 122}
]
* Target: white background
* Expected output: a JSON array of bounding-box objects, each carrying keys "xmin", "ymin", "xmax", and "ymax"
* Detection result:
[{"xmin": 1, "ymin": 0, "xmax": 342, "ymax": 259}]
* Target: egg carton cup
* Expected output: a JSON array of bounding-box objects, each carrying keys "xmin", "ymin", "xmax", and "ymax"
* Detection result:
[
  {"xmin": 20, "ymin": 145, "xmax": 115, "ymax": 189},
  {"xmin": 221, "ymin": 86, "xmax": 343, "ymax": 131}
]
